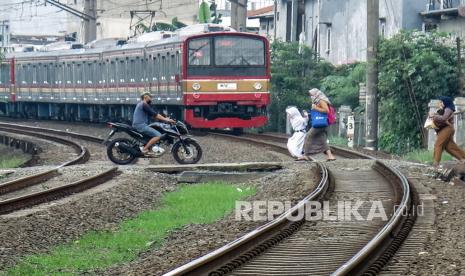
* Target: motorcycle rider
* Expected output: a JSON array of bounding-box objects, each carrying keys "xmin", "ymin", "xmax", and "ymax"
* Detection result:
[{"xmin": 133, "ymin": 91, "xmax": 175, "ymax": 156}]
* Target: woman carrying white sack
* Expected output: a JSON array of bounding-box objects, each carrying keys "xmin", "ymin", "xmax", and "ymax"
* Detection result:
[{"xmin": 286, "ymin": 106, "xmax": 308, "ymax": 158}]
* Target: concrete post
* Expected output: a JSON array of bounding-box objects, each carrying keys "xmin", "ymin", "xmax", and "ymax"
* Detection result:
[
  {"xmin": 290, "ymin": 0, "xmax": 298, "ymax": 42},
  {"xmin": 454, "ymin": 97, "xmax": 465, "ymax": 146},
  {"xmin": 338, "ymin": 105, "xmax": 352, "ymax": 137},
  {"xmin": 428, "ymin": 99, "xmax": 440, "ymax": 151},
  {"xmin": 365, "ymin": 0, "xmax": 379, "ymax": 150}
]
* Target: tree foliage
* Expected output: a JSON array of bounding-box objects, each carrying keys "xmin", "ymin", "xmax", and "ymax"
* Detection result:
[
  {"xmin": 268, "ymin": 41, "xmax": 333, "ymax": 132},
  {"xmin": 377, "ymin": 31, "xmax": 458, "ymax": 153},
  {"xmin": 135, "ymin": 17, "xmax": 187, "ymax": 33},
  {"xmin": 198, "ymin": 1, "xmax": 211, "ymax": 24},
  {"xmin": 321, "ymin": 63, "xmax": 366, "ymax": 108}
]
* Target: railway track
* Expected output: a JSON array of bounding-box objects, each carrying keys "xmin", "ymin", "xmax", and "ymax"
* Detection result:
[
  {"xmin": 0, "ymin": 123, "xmax": 418, "ymax": 274},
  {"xmin": 165, "ymin": 132, "xmax": 416, "ymax": 275},
  {"xmin": 0, "ymin": 124, "xmax": 118, "ymax": 214}
]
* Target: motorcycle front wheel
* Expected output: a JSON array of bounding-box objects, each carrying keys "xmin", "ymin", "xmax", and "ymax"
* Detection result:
[
  {"xmin": 172, "ymin": 139, "xmax": 202, "ymax": 164},
  {"xmin": 106, "ymin": 138, "xmax": 137, "ymax": 165}
]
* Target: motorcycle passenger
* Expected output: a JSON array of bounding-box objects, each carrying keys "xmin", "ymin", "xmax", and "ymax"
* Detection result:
[{"xmin": 133, "ymin": 92, "xmax": 175, "ymax": 156}]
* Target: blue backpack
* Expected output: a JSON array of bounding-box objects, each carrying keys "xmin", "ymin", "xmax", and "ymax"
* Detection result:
[{"xmin": 310, "ymin": 110, "xmax": 329, "ymax": 128}]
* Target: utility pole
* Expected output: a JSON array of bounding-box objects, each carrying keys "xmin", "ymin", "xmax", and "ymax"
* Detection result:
[
  {"xmin": 290, "ymin": 0, "xmax": 298, "ymax": 41},
  {"xmin": 365, "ymin": 0, "xmax": 379, "ymax": 151},
  {"xmin": 230, "ymin": 0, "xmax": 247, "ymax": 32},
  {"xmin": 457, "ymin": 37, "xmax": 464, "ymax": 95},
  {"xmin": 0, "ymin": 20, "xmax": 10, "ymax": 52},
  {"xmin": 83, "ymin": 0, "xmax": 97, "ymax": 43},
  {"xmin": 45, "ymin": 0, "xmax": 96, "ymax": 43}
]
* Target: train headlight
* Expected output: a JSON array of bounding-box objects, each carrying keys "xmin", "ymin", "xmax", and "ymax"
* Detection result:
[
  {"xmin": 192, "ymin": 83, "xmax": 201, "ymax": 91},
  {"xmin": 253, "ymin": 82, "xmax": 263, "ymax": 90}
]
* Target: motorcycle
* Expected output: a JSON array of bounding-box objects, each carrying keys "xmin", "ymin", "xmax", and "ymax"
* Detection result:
[{"xmin": 103, "ymin": 120, "xmax": 202, "ymax": 165}]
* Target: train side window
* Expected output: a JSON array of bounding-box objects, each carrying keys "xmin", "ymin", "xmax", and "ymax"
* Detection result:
[
  {"xmin": 66, "ymin": 63, "xmax": 72, "ymax": 85},
  {"xmin": 119, "ymin": 59, "xmax": 126, "ymax": 83},
  {"xmin": 27, "ymin": 64, "xmax": 33, "ymax": 84},
  {"xmin": 85, "ymin": 62, "xmax": 92, "ymax": 84},
  {"xmin": 41, "ymin": 64, "xmax": 46, "ymax": 84},
  {"xmin": 48, "ymin": 63, "xmax": 54, "ymax": 85},
  {"xmin": 161, "ymin": 55, "xmax": 166, "ymax": 81},
  {"xmin": 32, "ymin": 64, "xmax": 37, "ymax": 85},
  {"xmin": 146, "ymin": 57, "xmax": 151, "ymax": 82},
  {"xmin": 129, "ymin": 58, "xmax": 136, "ymax": 82},
  {"xmin": 109, "ymin": 60, "xmax": 115, "ymax": 83},
  {"xmin": 153, "ymin": 56, "xmax": 159, "ymax": 81}
]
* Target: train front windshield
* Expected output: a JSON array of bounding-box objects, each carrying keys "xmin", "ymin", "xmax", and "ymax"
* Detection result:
[{"xmin": 187, "ymin": 35, "xmax": 267, "ymax": 77}]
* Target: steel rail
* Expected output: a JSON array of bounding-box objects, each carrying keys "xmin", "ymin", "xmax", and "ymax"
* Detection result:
[
  {"xmin": 165, "ymin": 162, "xmax": 330, "ymax": 276},
  {"xmin": 0, "ymin": 125, "xmax": 100, "ymax": 214},
  {"xmin": 0, "ymin": 167, "xmax": 118, "ymax": 215},
  {"xmin": 0, "ymin": 122, "xmax": 105, "ymax": 144},
  {"xmin": 331, "ymin": 161, "xmax": 411, "ymax": 275},
  {"xmin": 0, "ymin": 126, "xmax": 90, "ymax": 166},
  {"xmin": 164, "ymin": 132, "xmax": 413, "ymax": 275}
]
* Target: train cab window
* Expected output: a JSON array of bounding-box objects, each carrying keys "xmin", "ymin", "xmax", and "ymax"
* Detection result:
[
  {"xmin": 187, "ymin": 35, "xmax": 267, "ymax": 77},
  {"xmin": 188, "ymin": 37, "xmax": 211, "ymax": 66},
  {"xmin": 214, "ymin": 36, "xmax": 265, "ymax": 66}
]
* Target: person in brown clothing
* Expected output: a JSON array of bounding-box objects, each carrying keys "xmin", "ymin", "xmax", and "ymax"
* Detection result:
[{"xmin": 431, "ymin": 96, "xmax": 465, "ymax": 168}]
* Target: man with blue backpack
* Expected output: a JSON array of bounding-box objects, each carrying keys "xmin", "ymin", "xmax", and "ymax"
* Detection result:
[{"xmin": 299, "ymin": 88, "xmax": 337, "ymax": 161}]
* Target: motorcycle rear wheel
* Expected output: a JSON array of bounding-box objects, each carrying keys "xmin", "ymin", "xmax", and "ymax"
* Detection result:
[{"xmin": 106, "ymin": 138, "xmax": 137, "ymax": 165}]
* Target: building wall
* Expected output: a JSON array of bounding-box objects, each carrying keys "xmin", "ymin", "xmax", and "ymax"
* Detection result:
[
  {"xmin": 0, "ymin": 0, "xmax": 79, "ymax": 37},
  {"xmin": 276, "ymin": 0, "xmax": 426, "ymax": 64},
  {"xmin": 436, "ymin": 17, "xmax": 465, "ymax": 38},
  {"xmin": 0, "ymin": 0, "xmax": 200, "ymax": 43}
]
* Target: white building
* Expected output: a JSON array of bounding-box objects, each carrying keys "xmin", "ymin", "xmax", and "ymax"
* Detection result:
[{"xmin": 0, "ymin": 0, "xmax": 200, "ymax": 43}]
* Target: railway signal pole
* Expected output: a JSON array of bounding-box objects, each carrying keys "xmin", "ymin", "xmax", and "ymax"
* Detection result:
[
  {"xmin": 365, "ymin": 0, "xmax": 379, "ymax": 151},
  {"xmin": 230, "ymin": 0, "xmax": 247, "ymax": 32}
]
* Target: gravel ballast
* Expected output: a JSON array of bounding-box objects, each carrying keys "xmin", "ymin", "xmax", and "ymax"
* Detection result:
[
  {"xmin": 384, "ymin": 160, "xmax": 465, "ymax": 275},
  {"xmin": 0, "ymin": 119, "xmax": 291, "ymax": 164},
  {"xmin": 0, "ymin": 162, "xmax": 318, "ymax": 274}
]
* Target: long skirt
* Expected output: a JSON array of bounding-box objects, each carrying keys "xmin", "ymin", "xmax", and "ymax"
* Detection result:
[
  {"xmin": 303, "ymin": 127, "xmax": 329, "ymax": 155},
  {"xmin": 287, "ymin": 131, "xmax": 306, "ymax": 158}
]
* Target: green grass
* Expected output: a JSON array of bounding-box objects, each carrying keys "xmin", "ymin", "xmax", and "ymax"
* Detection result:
[
  {"xmin": 0, "ymin": 151, "xmax": 27, "ymax": 169},
  {"xmin": 4, "ymin": 182, "xmax": 255, "ymax": 275},
  {"xmin": 403, "ymin": 149, "xmax": 453, "ymax": 164},
  {"xmin": 329, "ymin": 135, "xmax": 348, "ymax": 147}
]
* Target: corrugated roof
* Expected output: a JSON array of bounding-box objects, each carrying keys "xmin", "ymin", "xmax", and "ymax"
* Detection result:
[{"xmin": 247, "ymin": 5, "xmax": 273, "ymax": 18}]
